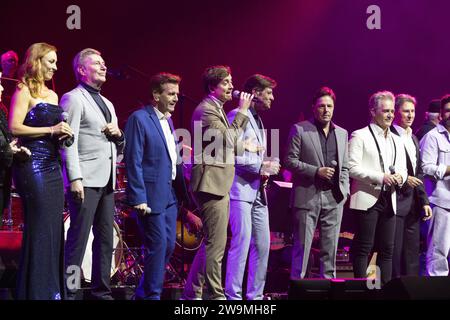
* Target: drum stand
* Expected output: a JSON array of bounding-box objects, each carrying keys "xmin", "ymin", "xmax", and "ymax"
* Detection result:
[{"xmin": 115, "ymin": 241, "xmax": 144, "ymax": 286}]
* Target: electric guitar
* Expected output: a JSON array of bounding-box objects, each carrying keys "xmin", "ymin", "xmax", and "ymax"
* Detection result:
[{"xmin": 175, "ymin": 207, "xmax": 203, "ymax": 251}]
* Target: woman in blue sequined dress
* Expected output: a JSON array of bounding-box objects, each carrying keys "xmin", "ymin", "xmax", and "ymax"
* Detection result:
[{"xmin": 9, "ymin": 43, "xmax": 74, "ymax": 300}]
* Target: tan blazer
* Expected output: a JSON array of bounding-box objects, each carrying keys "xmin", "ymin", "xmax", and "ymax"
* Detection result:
[{"xmin": 190, "ymin": 96, "xmax": 249, "ymax": 196}]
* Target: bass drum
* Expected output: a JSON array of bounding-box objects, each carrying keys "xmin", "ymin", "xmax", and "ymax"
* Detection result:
[{"xmin": 63, "ymin": 215, "xmax": 123, "ymax": 282}]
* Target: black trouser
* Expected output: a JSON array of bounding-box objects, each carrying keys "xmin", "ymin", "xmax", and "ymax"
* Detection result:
[
  {"xmin": 64, "ymin": 185, "xmax": 114, "ymax": 300},
  {"xmin": 352, "ymin": 190, "xmax": 396, "ymax": 286},
  {"xmin": 0, "ymin": 169, "xmax": 12, "ymax": 227},
  {"xmin": 0, "ymin": 186, "xmax": 5, "ymax": 227},
  {"xmin": 392, "ymin": 212, "xmax": 420, "ymax": 278}
]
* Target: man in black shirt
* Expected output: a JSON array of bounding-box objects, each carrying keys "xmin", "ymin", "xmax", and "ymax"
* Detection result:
[
  {"xmin": 61, "ymin": 48, "xmax": 125, "ymax": 300},
  {"xmin": 415, "ymin": 99, "xmax": 441, "ymax": 142},
  {"xmin": 284, "ymin": 87, "xmax": 349, "ymax": 279}
]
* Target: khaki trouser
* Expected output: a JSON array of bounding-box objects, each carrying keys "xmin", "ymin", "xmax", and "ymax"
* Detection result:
[{"xmin": 183, "ymin": 192, "xmax": 229, "ymax": 300}]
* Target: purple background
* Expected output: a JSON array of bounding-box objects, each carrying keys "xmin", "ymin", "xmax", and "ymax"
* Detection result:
[{"xmin": 1, "ymin": 0, "xmax": 449, "ymax": 153}]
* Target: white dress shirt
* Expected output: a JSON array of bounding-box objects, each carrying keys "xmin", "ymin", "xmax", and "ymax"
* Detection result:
[
  {"xmin": 154, "ymin": 107, "xmax": 177, "ymax": 180},
  {"xmin": 370, "ymin": 123, "xmax": 396, "ymax": 174},
  {"xmin": 394, "ymin": 124, "xmax": 417, "ymax": 175}
]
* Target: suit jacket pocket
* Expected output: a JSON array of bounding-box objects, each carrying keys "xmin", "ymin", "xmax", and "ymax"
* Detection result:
[
  {"xmin": 79, "ymin": 154, "xmax": 99, "ymax": 161},
  {"xmin": 143, "ymin": 172, "xmax": 158, "ymax": 182}
]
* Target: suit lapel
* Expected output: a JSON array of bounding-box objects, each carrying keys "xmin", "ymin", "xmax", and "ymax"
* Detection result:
[
  {"xmin": 412, "ymin": 134, "xmax": 420, "ymax": 159},
  {"xmin": 102, "ymin": 95, "xmax": 115, "ymax": 122},
  {"xmin": 335, "ymin": 126, "xmax": 344, "ymax": 169},
  {"xmin": 310, "ymin": 131, "xmax": 325, "ymax": 166},
  {"xmin": 145, "ymin": 106, "xmax": 170, "ymax": 158},
  {"xmin": 309, "ymin": 122, "xmax": 325, "ymax": 166},
  {"xmin": 78, "ymin": 85, "xmax": 107, "ymax": 125},
  {"xmin": 261, "ymin": 118, "xmax": 267, "ymax": 153},
  {"xmin": 247, "ymin": 110, "xmax": 263, "ymax": 145},
  {"xmin": 204, "ymin": 97, "xmax": 229, "ymax": 128}
]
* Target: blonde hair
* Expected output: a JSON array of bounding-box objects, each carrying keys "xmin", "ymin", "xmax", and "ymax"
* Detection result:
[
  {"xmin": 369, "ymin": 90, "xmax": 395, "ymax": 111},
  {"xmin": 18, "ymin": 42, "xmax": 57, "ymax": 98},
  {"xmin": 73, "ymin": 48, "xmax": 101, "ymax": 82}
]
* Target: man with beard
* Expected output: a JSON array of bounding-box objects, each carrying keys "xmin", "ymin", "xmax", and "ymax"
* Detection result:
[
  {"xmin": 285, "ymin": 87, "xmax": 349, "ymax": 280},
  {"xmin": 420, "ymin": 94, "xmax": 450, "ymax": 276}
]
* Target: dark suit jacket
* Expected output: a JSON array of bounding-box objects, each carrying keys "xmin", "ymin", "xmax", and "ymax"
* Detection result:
[
  {"xmin": 0, "ymin": 106, "xmax": 13, "ymax": 188},
  {"xmin": 284, "ymin": 119, "xmax": 350, "ymax": 209},
  {"xmin": 391, "ymin": 126, "xmax": 429, "ymax": 217},
  {"xmin": 125, "ymin": 105, "xmax": 189, "ymax": 213},
  {"xmin": 415, "ymin": 120, "xmax": 436, "ymax": 142}
]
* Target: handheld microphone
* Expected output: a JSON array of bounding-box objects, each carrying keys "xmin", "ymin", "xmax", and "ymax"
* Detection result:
[
  {"xmin": 60, "ymin": 112, "xmax": 74, "ymax": 147},
  {"xmin": 116, "ymin": 198, "xmax": 152, "ymax": 215},
  {"xmin": 232, "ymin": 90, "xmax": 258, "ymax": 103},
  {"xmin": 133, "ymin": 205, "xmax": 152, "ymax": 216},
  {"xmin": 389, "ymin": 165, "xmax": 395, "ymax": 175},
  {"xmin": 331, "ymin": 160, "xmax": 338, "ymax": 168},
  {"xmin": 389, "ymin": 165, "xmax": 400, "ymax": 189}
]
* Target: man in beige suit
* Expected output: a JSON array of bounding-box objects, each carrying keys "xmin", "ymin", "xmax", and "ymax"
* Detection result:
[{"xmin": 182, "ymin": 65, "xmax": 258, "ymax": 300}]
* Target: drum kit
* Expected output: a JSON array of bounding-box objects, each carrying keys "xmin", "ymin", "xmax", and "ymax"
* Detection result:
[{"xmin": 1, "ymin": 162, "xmax": 202, "ymax": 287}]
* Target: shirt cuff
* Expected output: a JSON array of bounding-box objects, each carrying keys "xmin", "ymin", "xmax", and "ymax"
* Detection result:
[{"xmin": 435, "ymin": 163, "xmax": 447, "ymax": 180}]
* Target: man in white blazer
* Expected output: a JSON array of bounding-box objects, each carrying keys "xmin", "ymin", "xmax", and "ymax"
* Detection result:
[
  {"xmin": 349, "ymin": 91, "xmax": 407, "ymax": 286},
  {"xmin": 225, "ymin": 74, "xmax": 279, "ymax": 300},
  {"xmin": 61, "ymin": 48, "xmax": 125, "ymax": 300}
]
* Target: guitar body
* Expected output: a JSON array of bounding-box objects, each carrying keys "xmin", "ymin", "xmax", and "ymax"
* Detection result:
[{"xmin": 175, "ymin": 219, "xmax": 203, "ymax": 251}]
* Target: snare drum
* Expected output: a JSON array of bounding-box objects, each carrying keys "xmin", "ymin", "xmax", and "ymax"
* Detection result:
[{"xmin": 63, "ymin": 216, "xmax": 123, "ymax": 282}]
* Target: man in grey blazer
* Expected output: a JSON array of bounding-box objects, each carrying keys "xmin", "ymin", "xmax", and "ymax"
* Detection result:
[
  {"xmin": 62, "ymin": 48, "xmax": 125, "ymax": 300},
  {"xmin": 284, "ymin": 87, "xmax": 349, "ymax": 279},
  {"xmin": 225, "ymin": 74, "xmax": 279, "ymax": 300}
]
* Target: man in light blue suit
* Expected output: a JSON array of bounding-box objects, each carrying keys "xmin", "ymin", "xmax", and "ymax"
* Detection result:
[
  {"xmin": 225, "ymin": 74, "xmax": 279, "ymax": 300},
  {"xmin": 124, "ymin": 72, "xmax": 195, "ymax": 300}
]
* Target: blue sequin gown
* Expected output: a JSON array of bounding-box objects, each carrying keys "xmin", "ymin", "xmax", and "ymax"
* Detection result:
[{"xmin": 13, "ymin": 103, "xmax": 65, "ymax": 300}]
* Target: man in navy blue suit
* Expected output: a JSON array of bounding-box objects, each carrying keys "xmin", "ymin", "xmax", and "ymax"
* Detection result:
[{"xmin": 124, "ymin": 72, "xmax": 198, "ymax": 300}]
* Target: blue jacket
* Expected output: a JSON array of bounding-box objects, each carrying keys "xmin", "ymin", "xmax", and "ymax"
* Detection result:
[{"xmin": 125, "ymin": 105, "xmax": 188, "ymax": 213}]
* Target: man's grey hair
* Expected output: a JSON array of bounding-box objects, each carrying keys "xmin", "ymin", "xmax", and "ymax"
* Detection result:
[
  {"xmin": 369, "ymin": 90, "xmax": 395, "ymax": 111},
  {"xmin": 72, "ymin": 48, "xmax": 101, "ymax": 82},
  {"xmin": 426, "ymin": 112, "xmax": 440, "ymax": 122}
]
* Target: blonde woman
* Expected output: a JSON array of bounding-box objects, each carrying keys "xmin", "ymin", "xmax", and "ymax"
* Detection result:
[{"xmin": 9, "ymin": 43, "xmax": 73, "ymax": 300}]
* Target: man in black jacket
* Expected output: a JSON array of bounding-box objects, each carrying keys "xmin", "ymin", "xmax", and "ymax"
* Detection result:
[
  {"xmin": 0, "ymin": 73, "xmax": 30, "ymax": 226},
  {"xmin": 391, "ymin": 94, "xmax": 432, "ymax": 277}
]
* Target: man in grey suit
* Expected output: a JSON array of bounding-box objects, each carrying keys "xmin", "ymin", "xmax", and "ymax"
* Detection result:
[
  {"xmin": 225, "ymin": 74, "xmax": 279, "ymax": 300},
  {"xmin": 61, "ymin": 48, "xmax": 125, "ymax": 300},
  {"xmin": 284, "ymin": 87, "xmax": 349, "ymax": 279}
]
